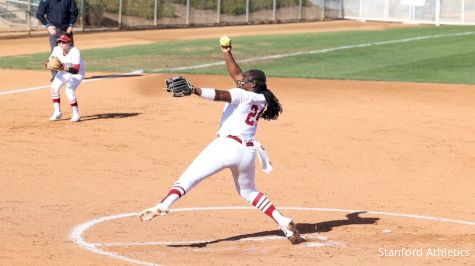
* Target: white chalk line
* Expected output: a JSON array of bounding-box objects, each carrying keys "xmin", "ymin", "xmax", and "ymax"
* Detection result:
[
  {"xmin": 92, "ymin": 235, "xmax": 287, "ymax": 247},
  {"xmin": 148, "ymin": 31, "xmax": 475, "ymax": 73},
  {"xmin": 70, "ymin": 213, "xmax": 159, "ymax": 266},
  {"xmin": 70, "ymin": 206, "xmax": 475, "ymax": 266},
  {"xmin": 0, "ymin": 70, "xmax": 144, "ymax": 96},
  {"xmin": 93, "ymin": 235, "xmax": 342, "ymax": 248}
]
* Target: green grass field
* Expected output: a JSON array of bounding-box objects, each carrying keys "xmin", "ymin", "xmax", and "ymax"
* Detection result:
[{"xmin": 2, "ymin": 25, "xmax": 475, "ymax": 84}]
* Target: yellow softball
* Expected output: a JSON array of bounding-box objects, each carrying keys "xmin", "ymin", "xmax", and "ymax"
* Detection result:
[{"xmin": 219, "ymin": 35, "xmax": 232, "ymax": 47}]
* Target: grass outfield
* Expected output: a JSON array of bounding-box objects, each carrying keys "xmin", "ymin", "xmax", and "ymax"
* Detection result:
[{"xmin": 1, "ymin": 25, "xmax": 475, "ymax": 84}]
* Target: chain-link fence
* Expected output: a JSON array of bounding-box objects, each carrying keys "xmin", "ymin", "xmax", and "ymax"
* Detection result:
[
  {"xmin": 0, "ymin": 0, "xmax": 327, "ymax": 34},
  {"xmin": 2, "ymin": 0, "xmax": 473, "ymax": 36},
  {"xmin": 82, "ymin": 0, "xmax": 327, "ymax": 28}
]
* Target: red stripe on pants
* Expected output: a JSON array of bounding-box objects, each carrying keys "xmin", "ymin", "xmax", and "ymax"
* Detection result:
[
  {"xmin": 264, "ymin": 205, "xmax": 276, "ymax": 218},
  {"xmin": 252, "ymin": 193, "xmax": 263, "ymax": 206},
  {"xmin": 160, "ymin": 189, "xmax": 182, "ymax": 203},
  {"xmin": 251, "ymin": 193, "xmax": 277, "ymax": 223}
]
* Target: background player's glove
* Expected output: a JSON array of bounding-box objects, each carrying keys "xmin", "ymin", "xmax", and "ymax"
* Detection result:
[
  {"xmin": 46, "ymin": 56, "xmax": 63, "ymax": 71},
  {"xmin": 166, "ymin": 76, "xmax": 194, "ymax": 97}
]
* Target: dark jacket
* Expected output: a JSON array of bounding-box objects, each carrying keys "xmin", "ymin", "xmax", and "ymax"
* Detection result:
[{"xmin": 36, "ymin": 0, "xmax": 79, "ymax": 29}]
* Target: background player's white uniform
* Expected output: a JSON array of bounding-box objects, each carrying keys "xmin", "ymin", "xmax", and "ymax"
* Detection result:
[
  {"xmin": 50, "ymin": 45, "xmax": 85, "ymax": 96},
  {"xmin": 49, "ymin": 45, "xmax": 85, "ymax": 121}
]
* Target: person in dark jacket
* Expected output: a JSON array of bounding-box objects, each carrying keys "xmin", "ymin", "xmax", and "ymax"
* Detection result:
[{"xmin": 36, "ymin": 0, "xmax": 79, "ymax": 80}]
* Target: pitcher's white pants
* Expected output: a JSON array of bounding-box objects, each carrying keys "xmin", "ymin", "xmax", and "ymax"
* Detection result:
[{"xmin": 174, "ymin": 136, "xmax": 258, "ymax": 202}]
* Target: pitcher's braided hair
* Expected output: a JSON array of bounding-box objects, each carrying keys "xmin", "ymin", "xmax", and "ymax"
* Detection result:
[{"xmin": 244, "ymin": 69, "xmax": 283, "ymax": 120}]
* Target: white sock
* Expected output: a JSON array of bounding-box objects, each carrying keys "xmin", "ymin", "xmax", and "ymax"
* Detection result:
[
  {"xmin": 53, "ymin": 102, "xmax": 61, "ymax": 113},
  {"xmin": 72, "ymin": 106, "xmax": 79, "ymax": 115},
  {"xmin": 272, "ymin": 210, "xmax": 289, "ymax": 226},
  {"xmin": 161, "ymin": 194, "xmax": 179, "ymax": 208}
]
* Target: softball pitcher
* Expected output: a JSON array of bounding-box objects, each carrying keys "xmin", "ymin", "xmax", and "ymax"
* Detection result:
[
  {"xmin": 46, "ymin": 34, "xmax": 85, "ymax": 122},
  {"xmin": 139, "ymin": 44, "xmax": 303, "ymax": 244}
]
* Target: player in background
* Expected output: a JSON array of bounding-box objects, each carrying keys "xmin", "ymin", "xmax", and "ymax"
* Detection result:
[
  {"xmin": 36, "ymin": 0, "xmax": 79, "ymax": 81},
  {"xmin": 47, "ymin": 34, "xmax": 85, "ymax": 122},
  {"xmin": 139, "ymin": 43, "xmax": 304, "ymax": 244}
]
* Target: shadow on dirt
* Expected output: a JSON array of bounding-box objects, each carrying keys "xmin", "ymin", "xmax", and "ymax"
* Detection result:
[
  {"xmin": 79, "ymin": 112, "xmax": 140, "ymax": 121},
  {"xmin": 85, "ymin": 73, "xmax": 143, "ymax": 80},
  {"xmin": 167, "ymin": 211, "xmax": 379, "ymax": 248},
  {"xmin": 302, "ymin": 211, "xmax": 380, "ymax": 233}
]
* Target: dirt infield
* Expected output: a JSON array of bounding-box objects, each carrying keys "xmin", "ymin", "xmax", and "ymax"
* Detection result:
[{"xmin": 0, "ymin": 21, "xmax": 474, "ymax": 265}]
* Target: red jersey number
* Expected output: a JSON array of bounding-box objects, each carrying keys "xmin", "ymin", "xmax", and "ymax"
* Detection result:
[{"xmin": 245, "ymin": 104, "xmax": 263, "ymax": 126}]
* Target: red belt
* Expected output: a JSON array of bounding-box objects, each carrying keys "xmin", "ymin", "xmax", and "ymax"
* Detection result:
[{"xmin": 227, "ymin": 135, "xmax": 254, "ymax": 147}]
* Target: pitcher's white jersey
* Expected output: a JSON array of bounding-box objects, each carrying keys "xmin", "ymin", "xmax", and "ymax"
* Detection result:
[
  {"xmin": 217, "ymin": 88, "xmax": 267, "ymax": 140},
  {"xmin": 50, "ymin": 46, "xmax": 85, "ymax": 76}
]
